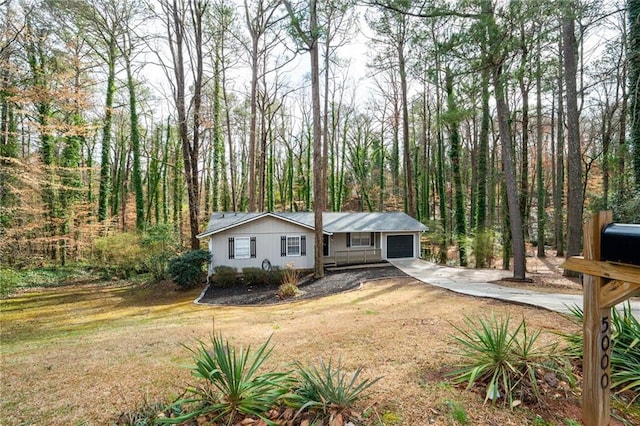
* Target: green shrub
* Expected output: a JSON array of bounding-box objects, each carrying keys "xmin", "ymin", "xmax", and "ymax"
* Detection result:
[
  {"xmin": 466, "ymin": 228, "xmax": 496, "ymax": 268},
  {"xmin": 141, "ymin": 224, "xmax": 179, "ymax": 281},
  {"xmin": 0, "ymin": 268, "xmax": 21, "ymax": 297},
  {"xmin": 167, "ymin": 250, "xmax": 211, "ymax": 289},
  {"xmin": 291, "ymin": 358, "xmax": 381, "ymax": 420},
  {"xmin": 160, "ymin": 334, "xmax": 292, "ymax": 425},
  {"xmin": 211, "ymin": 265, "xmax": 238, "ymax": 287},
  {"xmin": 449, "ymin": 313, "xmax": 561, "ymax": 408},
  {"xmin": 242, "ymin": 267, "xmax": 270, "ymax": 286},
  {"xmin": 267, "ymin": 266, "xmax": 284, "ymax": 286},
  {"xmin": 94, "ymin": 232, "xmax": 145, "ymax": 278}
]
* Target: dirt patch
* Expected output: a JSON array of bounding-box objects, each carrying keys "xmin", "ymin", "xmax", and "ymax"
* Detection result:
[{"xmin": 491, "ymin": 254, "xmax": 584, "ymax": 295}]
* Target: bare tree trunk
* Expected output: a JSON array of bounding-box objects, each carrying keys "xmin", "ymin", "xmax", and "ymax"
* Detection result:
[
  {"xmin": 398, "ymin": 38, "xmax": 415, "ymax": 217},
  {"xmin": 563, "ymin": 7, "xmax": 583, "ymax": 272},
  {"xmin": 536, "ymin": 46, "xmax": 545, "ymax": 258},
  {"xmin": 493, "ymin": 64, "xmax": 526, "ymax": 280},
  {"xmin": 309, "ymin": 0, "xmax": 324, "ymax": 278},
  {"xmin": 247, "ymin": 21, "xmax": 259, "ymax": 212},
  {"xmin": 555, "ymin": 34, "xmax": 565, "ymax": 257},
  {"xmin": 445, "ymin": 68, "xmax": 466, "ymax": 266},
  {"xmin": 164, "ymin": 0, "xmax": 204, "ymax": 249}
]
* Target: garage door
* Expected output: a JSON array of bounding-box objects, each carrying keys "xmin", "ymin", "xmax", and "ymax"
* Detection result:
[{"xmin": 387, "ymin": 235, "xmax": 414, "ymax": 258}]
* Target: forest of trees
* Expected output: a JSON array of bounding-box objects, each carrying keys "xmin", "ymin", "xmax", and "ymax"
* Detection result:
[{"xmin": 1, "ymin": 0, "xmax": 639, "ymax": 278}]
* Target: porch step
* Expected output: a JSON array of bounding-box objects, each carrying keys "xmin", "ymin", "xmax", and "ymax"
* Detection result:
[{"xmin": 326, "ymin": 262, "xmax": 390, "ymax": 272}]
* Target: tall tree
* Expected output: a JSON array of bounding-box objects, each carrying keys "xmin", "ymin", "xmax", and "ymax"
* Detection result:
[
  {"xmin": 445, "ymin": 67, "xmax": 467, "ymax": 266},
  {"xmin": 535, "ymin": 39, "xmax": 545, "ymax": 258},
  {"xmin": 369, "ymin": 4, "xmax": 415, "ymax": 216},
  {"xmin": 161, "ymin": 0, "xmax": 207, "ymax": 249},
  {"xmin": 318, "ymin": 0, "xmax": 356, "ymax": 212},
  {"xmin": 563, "ymin": 2, "xmax": 583, "ymax": 270},
  {"xmin": 53, "ymin": 0, "xmax": 126, "ymax": 222},
  {"xmin": 244, "ymin": 0, "xmax": 283, "ymax": 212},
  {"xmin": 555, "ymin": 33, "xmax": 565, "ymax": 256},
  {"xmin": 485, "ymin": 0, "xmax": 526, "ymax": 280},
  {"xmin": 284, "ymin": 0, "xmax": 324, "ymax": 278},
  {"xmin": 118, "ymin": 1, "xmax": 147, "ymax": 230},
  {"xmin": 630, "ymin": 0, "xmax": 640, "ymax": 189}
]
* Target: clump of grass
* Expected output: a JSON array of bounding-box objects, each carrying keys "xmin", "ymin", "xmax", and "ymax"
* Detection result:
[
  {"xmin": 442, "ymin": 399, "xmax": 469, "ymax": 425},
  {"xmin": 115, "ymin": 396, "xmax": 167, "ymax": 425},
  {"xmin": 0, "ymin": 268, "xmax": 21, "ymax": 297},
  {"xmin": 449, "ymin": 313, "xmax": 561, "ymax": 408},
  {"xmin": 281, "ymin": 262, "xmax": 299, "ymax": 286},
  {"xmin": 277, "ymin": 282, "xmax": 298, "ymax": 299},
  {"xmin": 277, "ymin": 262, "xmax": 299, "ymax": 299}
]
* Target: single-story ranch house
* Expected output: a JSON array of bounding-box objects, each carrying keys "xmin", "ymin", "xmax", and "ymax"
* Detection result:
[{"xmin": 197, "ymin": 211, "xmax": 428, "ymax": 274}]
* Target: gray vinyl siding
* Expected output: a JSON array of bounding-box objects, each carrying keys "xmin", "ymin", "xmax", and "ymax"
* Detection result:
[{"xmin": 209, "ymin": 216, "xmax": 315, "ymax": 272}]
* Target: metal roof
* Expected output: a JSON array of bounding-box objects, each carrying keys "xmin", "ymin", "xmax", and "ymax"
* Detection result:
[
  {"xmin": 198, "ymin": 211, "xmax": 427, "ymax": 239},
  {"xmin": 277, "ymin": 212, "xmax": 428, "ymax": 233}
]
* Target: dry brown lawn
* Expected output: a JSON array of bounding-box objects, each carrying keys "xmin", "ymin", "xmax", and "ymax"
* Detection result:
[{"xmin": 0, "ymin": 276, "xmax": 589, "ymax": 425}]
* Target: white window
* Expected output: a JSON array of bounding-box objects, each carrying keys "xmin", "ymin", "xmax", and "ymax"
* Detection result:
[
  {"xmin": 235, "ymin": 237, "xmax": 250, "ymax": 259},
  {"xmin": 287, "ymin": 236, "xmax": 301, "ymax": 256},
  {"xmin": 350, "ymin": 232, "xmax": 371, "ymax": 247}
]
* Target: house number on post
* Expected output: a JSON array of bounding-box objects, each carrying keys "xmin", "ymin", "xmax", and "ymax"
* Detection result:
[{"xmin": 600, "ymin": 316, "xmax": 610, "ymax": 389}]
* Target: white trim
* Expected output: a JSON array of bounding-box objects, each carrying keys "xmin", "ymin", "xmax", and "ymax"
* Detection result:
[
  {"xmin": 350, "ymin": 232, "xmax": 371, "ymax": 247},
  {"xmin": 286, "ymin": 235, "xmax": 301, "ymax": 256},
  {"xmin": 382, "ymin": 232, "xmax": 419, "ymax": 260},
  {"xmin": 234, "ymin": 237, "xmax": 251, "ymax": 259},
  {"xmin": 197, "ymin": 212, "xmax": 321, "ymax": 239}
]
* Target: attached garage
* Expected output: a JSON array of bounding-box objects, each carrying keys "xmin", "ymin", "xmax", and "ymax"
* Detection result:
[{"xmin": 386, "ymin": 234, "xmax": 415, "ymax": 259}]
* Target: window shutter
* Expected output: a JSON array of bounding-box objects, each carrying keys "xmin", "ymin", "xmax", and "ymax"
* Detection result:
[
  {"xmin": 370, "ymin": 232, "xmax": 375, "ymax": 247},
  {"xmin": 301, "ymin": 235, "xmax": 306, "ymax": 256},
  {"xmin": 346, "ymin": 232, "xmax": 351, "ymax": 248},
  {"xmin": 228, "ymin": 237, "xmax": 235, "ymax": 259},
  {"xmin": 250, "ymin": 237, "xmax": 256, "ymax": 258},
  {"xmin": 281, "ymin": 236, "xmax": 286, "ymax": 256}
]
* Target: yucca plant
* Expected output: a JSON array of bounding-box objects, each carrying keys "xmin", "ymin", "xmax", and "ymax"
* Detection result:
[
  {"xmin": 449, "ymin": 314, "xmax": 557, "ymax": 408},
  {"xmin": 291, "ymin": 358, "xmax": 381, "ymax": 420},
  {"xmin": 562, "ymin": 302, "xmax": 640, "ymax": 401},
  {"xmin": 160, "ymin": 334, "xmax": 292, "ymax": 425},
  {"xmin": 610, "ymin": 303, "xmax": 640, "ymax": 400}
]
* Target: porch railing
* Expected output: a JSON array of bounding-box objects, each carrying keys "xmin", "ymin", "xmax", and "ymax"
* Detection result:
[{"xmin": 328, "ymin": 248, "xmax": 382, "ymax": 266}]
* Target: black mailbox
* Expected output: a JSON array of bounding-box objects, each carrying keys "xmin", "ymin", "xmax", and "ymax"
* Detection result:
[{"xmin": 601, "ymin": 223, "xmax": 640, "ymax": 266}]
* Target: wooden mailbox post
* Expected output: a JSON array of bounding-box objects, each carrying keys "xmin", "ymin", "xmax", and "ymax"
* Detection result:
[{"xmin": 561, "ymin": 211, "xmax": 640, "ymax": 426}]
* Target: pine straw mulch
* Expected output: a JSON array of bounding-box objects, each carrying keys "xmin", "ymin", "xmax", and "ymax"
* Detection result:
[{"xmin": 198, "ymin": 265, "xmax": 408, "ymax": 306}]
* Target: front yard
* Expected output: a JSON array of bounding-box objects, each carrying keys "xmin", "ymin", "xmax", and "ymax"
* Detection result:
[{"xmin": 0, "ymin": 275, "xmax": 634, "ymax": 425}]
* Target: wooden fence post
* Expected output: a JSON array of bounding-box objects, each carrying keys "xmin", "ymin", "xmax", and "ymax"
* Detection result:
[
  {"xmin": 562, "ymin": 211, "xmax": 640, "ymax": 425},
  {"xmin": 582, "ymin": 211, "xmax": 612, "ymax": 426}
]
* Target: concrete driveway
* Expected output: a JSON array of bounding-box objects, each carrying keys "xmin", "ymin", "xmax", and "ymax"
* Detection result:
[{"xmin": 390, "ymin": 258, "xmax": 640, "ymax": 317}]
